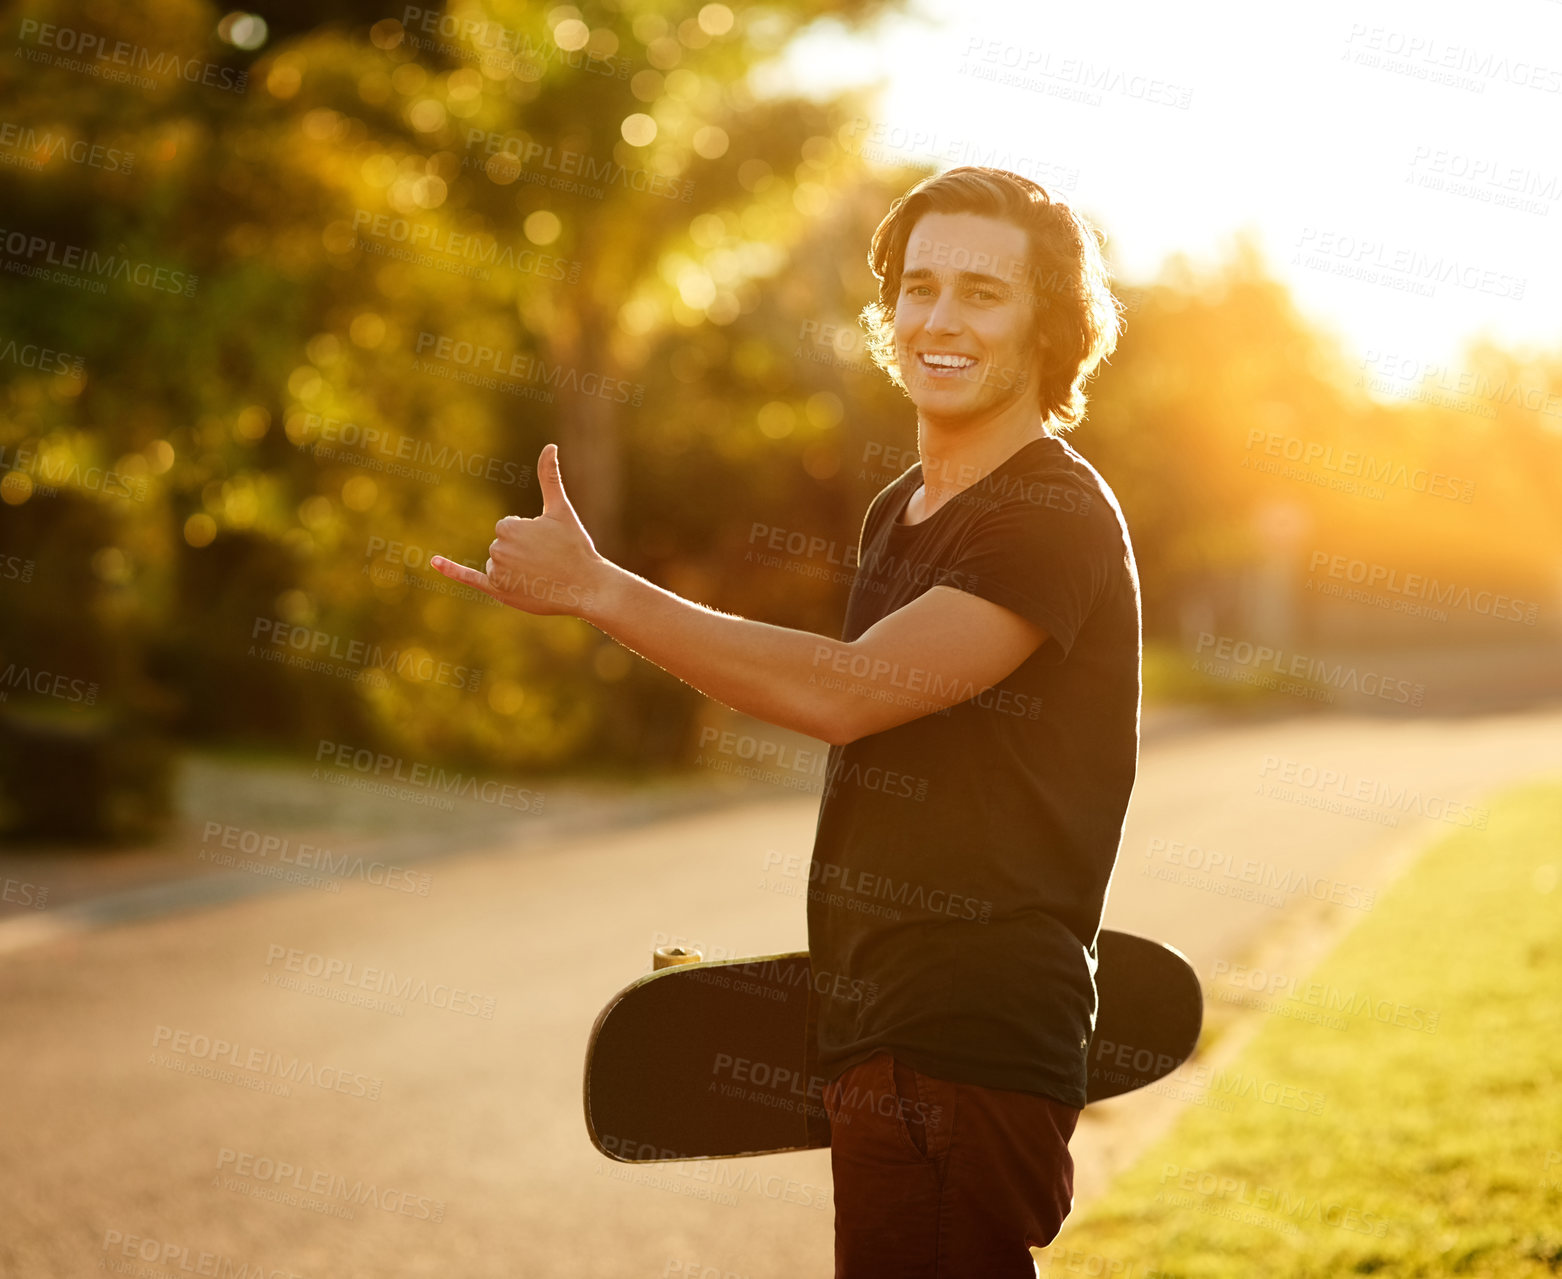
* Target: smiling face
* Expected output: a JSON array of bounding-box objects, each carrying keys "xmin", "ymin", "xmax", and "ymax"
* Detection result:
[{"xmin": 893, "ymin": 210, "xmax": 1042, "ymax": 424}]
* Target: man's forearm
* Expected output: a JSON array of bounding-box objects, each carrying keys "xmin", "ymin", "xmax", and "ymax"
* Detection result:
[{"xmin": 581, "ymin": 560, "xmax": 853, "ymax": 744}]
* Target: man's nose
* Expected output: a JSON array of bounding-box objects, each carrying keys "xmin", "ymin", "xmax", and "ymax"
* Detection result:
[{"xmin": 925, "ymin": 290, "xmax": 963, "ymax": 334}]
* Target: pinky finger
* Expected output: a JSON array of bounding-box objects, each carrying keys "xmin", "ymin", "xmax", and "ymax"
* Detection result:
[{"xmin": 431, "ymin": 555, "xmax": 499, "ymax": 598}]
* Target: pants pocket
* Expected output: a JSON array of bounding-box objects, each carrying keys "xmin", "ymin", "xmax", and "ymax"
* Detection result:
[{"xmin": 888, "ymin": 1054, "xmax": 930, "ymax": 1159}]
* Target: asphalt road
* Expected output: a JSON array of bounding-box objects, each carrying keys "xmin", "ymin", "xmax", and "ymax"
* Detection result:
[{"xmin": 3, "ymin": 703, "xmax": 1561, "ymax": 1279}]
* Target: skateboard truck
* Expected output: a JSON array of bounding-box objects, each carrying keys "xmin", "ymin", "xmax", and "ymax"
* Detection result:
[{"xmin": 652, "ymin": 945, "xmax": 703, "ymax": 971}]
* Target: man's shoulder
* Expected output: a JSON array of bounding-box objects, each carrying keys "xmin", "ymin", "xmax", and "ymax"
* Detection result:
[
  {"xmin": 1019, "ymin": 434, "xmax": 1111, "ymax": 492},
  {"xmin": 974, "ymin": 436, "xmax": 1125, "ymax": 532}
]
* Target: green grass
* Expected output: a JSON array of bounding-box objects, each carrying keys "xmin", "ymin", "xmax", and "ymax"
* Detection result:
[{"xmin": 1044, "ymin": 778, "xmax": 1562, "ymax": 1278}]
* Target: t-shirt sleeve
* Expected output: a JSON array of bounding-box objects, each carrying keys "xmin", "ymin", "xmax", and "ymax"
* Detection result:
[
  {"xmin": 858, "ymin": 486, "xmax": 892, "ymax": 552},
  {"xmin": 856, "ymin": 475, "xmax": 911, "ymax": 557},
  {"xmin": 930, "ymin": 481, "xmax": 1113, "ymax": 663},
  {"xmin": 839, "ymin": 476, "xmax": 916, "ymax": 642}
]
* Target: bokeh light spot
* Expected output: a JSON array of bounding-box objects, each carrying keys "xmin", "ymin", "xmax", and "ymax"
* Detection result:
[
  {"xmin": 217, "ymin": 11, "xmax": 268, "ymax": 50},
  {"xmin": 621, "ymin": 113, "xmax": 657, "ymax": 147},
  {"xmin": 184, "ymin": 513, "xmax": 217, "ymax": 547},
  {"xmin": 698, "ymin": 4, "xmax": 734, "ymax": 36},
  {"xmin": 692, "ymin": 126, "xmax": 729, "ymax": 160},
  {"xmin": 342, "ymin": 475, "xmax": 378, "ymax": 511},
  {"xmin": 524, "ymin": 210, "xmax": 562, "ymax": 245}
]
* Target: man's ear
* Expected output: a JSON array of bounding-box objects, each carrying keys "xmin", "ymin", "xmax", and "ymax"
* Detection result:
[{"xmin": 1028, "ymin": 315, "xmax": 1051, "ymax": 371}]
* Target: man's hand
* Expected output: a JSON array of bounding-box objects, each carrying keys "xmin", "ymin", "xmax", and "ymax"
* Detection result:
[{"xmin": 431, "ymin": 443, "xmax": 606, "ymax": 617}]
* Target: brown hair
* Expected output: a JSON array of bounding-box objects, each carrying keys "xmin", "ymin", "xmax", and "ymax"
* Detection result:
[{"xmin": 860, "ymin": 166, "xmax": 1123, "ymax": 434}]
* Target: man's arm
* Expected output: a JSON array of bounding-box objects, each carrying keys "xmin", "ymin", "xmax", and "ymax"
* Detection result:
[
  {"xmin": 432, "ymin": 444, "xmax": 1048, "ymax": 746},
  {"xmin": 580, "ymin": 567, "xmax": 1046, "ymax": 745}
]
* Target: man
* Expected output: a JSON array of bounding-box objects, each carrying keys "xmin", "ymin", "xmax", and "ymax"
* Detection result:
[{"xmin": 434, "ymin": 166, "xmax": 1138, "ymax": 1277}]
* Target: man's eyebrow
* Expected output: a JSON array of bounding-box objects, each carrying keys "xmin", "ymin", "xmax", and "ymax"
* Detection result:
[{"xmin": 901, "ymin": 267, "xmax": 1012, "ymax": 287}]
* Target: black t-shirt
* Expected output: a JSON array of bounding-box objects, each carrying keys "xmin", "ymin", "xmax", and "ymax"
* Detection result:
[{"xmin": 804, "ymin": 433, "xmax": 1142, "ymax": 1108}]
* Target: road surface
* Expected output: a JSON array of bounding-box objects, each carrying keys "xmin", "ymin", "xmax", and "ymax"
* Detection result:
[{"xmin": 3, "ymin": 703, "xmax": 1561, "ymax": 1278}]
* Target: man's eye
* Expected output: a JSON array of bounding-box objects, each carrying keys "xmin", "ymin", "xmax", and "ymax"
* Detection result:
[
  {"xmin": 973, "ymin": 289, "xmax": 1000, "ymax": 301},
  {"xmin": 906, "ymin": 284, "xmax": 932, "ymax": 296}
]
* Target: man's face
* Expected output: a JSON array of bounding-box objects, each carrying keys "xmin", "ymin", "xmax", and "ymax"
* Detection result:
[{"xmin": 893, "ymin": 210, "xmax": 1041, "ymax": 423}]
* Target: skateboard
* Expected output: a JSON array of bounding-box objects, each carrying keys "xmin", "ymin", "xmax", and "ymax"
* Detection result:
[{"xmin": 583, "ymin": 931, "xmax": 1202, "ymax": 1163}]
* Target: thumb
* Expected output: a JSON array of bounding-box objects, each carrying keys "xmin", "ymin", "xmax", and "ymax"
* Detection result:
[{"xmin": 538, "ymin": 443, "xmax": 582, "ymax": 525}]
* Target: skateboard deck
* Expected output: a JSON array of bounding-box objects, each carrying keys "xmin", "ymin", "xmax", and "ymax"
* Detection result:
[{"xmin": 584, "ymin": 931, "xmax": 1202, "ymax": 1163}]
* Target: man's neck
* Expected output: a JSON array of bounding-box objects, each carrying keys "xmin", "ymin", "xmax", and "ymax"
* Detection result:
[{"xmin": 912, "ymin": 401, "xmax": 1051, "ymax": 518}]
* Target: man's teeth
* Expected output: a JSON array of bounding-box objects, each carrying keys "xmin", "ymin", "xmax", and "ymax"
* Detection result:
[{"xmin": 921, "ymin": 354, "xmax": 976, "ymax": 368}]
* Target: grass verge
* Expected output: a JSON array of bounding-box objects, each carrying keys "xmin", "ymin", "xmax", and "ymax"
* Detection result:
[{"xmin": 1044, "ymin": 777, "xmax": 1562, "ymax": 1278}]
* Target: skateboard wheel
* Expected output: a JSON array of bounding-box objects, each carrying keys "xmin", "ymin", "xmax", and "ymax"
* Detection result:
[{"xmin": 652, "ymin": 945, "xmax": 703, "ymax": 970}]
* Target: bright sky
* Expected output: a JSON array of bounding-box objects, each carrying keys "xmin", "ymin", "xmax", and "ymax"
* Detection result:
[{"xmin": 764, "ymin": 0, "xmax": 1562, "ymax": 391}]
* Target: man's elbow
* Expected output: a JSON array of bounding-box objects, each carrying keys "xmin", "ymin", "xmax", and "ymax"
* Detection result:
[
  {"xmin": 812, "ymin": 703, "xmax": 863, "ymax": 748},
  {"xmin": 811, "ymin": 688, "xmax": 956, "ymax": 745},
  {"xmin": 815, "ymin": 700, "xmax": 926, "ymax": 746},
  {"xmin": 821, "ymin": 723, "xmax": 861, "ymax": 748}
]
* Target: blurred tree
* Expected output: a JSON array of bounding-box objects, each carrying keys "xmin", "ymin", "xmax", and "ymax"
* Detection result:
[
  {"xmin": 2, "ymin": 0, "xmax": 1560, "ymax": 846},
  {"xmin": 0, "ymin": 0, "xmax": 909, "ymax": 808},
  {"xmin": 1084, "ymin": 235, "xmax": 1562, "ymax": 642}
]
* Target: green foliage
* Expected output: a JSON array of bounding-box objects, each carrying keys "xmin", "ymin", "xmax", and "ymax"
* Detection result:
[
  {"xmin": 0, "ymin": 0, "xmax": 906, "ymax": 788},
  {"xmin": 2, "ymin": 0, "xmax": 1560, "ymax": 816}
]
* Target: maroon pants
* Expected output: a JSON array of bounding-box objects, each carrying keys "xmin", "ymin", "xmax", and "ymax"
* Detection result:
[{"xmin": 822, "ymin": 1050, "xmax": 1080, "ymax": 1278}]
